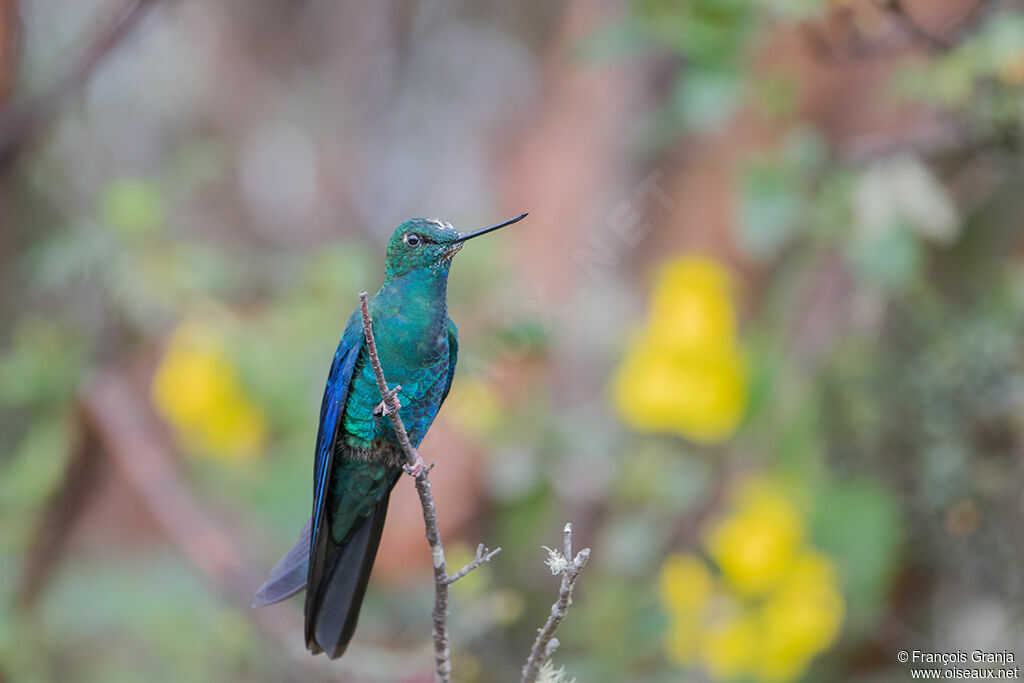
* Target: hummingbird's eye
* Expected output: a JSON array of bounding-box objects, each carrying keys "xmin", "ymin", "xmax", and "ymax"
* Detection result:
[{"xmin": 404, "ymin": 233, "xmax": 422, "ymax": 247}]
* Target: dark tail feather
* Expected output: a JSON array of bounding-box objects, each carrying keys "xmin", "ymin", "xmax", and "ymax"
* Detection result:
[
  {"xmin": 253, "ymin": 518, "xmax": 312, "ymax": 607},
  {"xmin": 304, "ymin": 491, "xmax": 391, "ymax": 659}
]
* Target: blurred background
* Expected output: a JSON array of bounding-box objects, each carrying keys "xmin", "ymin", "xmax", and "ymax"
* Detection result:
[{"xmin": 1, "ymin": 0, "xmax": 1024, "ymax": 681}]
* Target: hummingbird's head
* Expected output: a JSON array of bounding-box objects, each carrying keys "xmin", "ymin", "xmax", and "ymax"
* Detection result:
[{"xmin": 384, "ymin": 213, "xmax": 528, "ymax": 280}]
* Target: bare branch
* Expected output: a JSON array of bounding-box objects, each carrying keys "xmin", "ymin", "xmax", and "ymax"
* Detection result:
[
  {"xmin": 521, "ymin": 523, "xmax": 590, "ymax": 683},
  {"xmin": 358, "ymin": 291, "xmax": 501, "ymax": 683},
  {"xmin": 443, "ymin": 544, "xmax": 502, "ymax": 586}
]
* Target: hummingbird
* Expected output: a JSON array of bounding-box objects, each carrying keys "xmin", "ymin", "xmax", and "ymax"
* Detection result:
[{"xmin": 252, "ymin": 212, "xmax": 528, "ymax": 658}]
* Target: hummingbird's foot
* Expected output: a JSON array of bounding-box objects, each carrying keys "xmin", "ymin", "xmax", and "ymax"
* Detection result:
[
  {"xmin": 374, "ymin": 385, "xmax": 402, "ymax": 416},
  {"xmin": 403, "ymin": 450, "xmax": 425, "ymax": 478}
]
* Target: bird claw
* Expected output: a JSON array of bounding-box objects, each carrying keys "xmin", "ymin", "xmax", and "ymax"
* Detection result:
[
  {"xmin": 403, "ymin": 451, "xmax": 425, "ymax": 477},
  {"xmin": 374, "ymin": 386, "xmax": 402, "ymax": 416}
]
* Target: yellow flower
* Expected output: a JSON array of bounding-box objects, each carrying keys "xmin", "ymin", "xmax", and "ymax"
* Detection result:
[
  {"xmin": 660, "ymin": 553, "xmax": 714, "ymax": 614},
  {"xmin": 196, "ymin": 396, "xmax": 265, "ymax": 462},
  {"xmin": 648, "ymin": 257, "xmax": 737, "ymax": 352},
  {"xmin": 699, "ymin": 609, "xmax": 759, "ymax": 680},
  {"xmin": 707, "ymin": 480, "xmax": 804, "ymax": 597},
  {"xmin": 662, "ymin": 478, "xmax": 845, "ymax": 682},
  {"xmin": 757, "ymin": 552, "xmax": 845, "ymax": 681},
  {"xmin": 661, "ymin": 553, "xmax": 718, "ymax": 666},
  {"xmin": 613, "ymin": 342, "xmax": 746, "ymax": 443},
  {"xmin": 664, "ymin": 611, "xmax": 702, "ymax": 666},
  {"xmin": 152, "ymin": 319, "xmax": 265, "ymax": 463},
  {"xmin": 611, "ymin": 255, "xmax": 747, "ymax": 443}
]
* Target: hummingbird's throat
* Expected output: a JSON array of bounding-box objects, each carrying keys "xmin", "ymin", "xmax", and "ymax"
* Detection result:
[{"xmin": 442, "ymin": 243, "xmax": 464, "ymax": 260}]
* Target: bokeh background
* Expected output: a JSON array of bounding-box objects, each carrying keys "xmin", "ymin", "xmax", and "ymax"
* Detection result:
[{"xmin": 2, "ymin": 0, "xmax": 1024, "ymax": 681}]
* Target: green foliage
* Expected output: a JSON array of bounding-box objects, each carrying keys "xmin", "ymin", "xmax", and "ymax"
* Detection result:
[
  {"xmin": 811, "ymin": 479, "xmax": 902, "ymax": 628},
  {"xmin": 633, "ymin": 0, "xmax": 755, "ymax": 67},
  {"xmin": 737, "ymin": 129, "xmax": 827, "ymax": 260},
  {"xmin": 0, "ymin": 320, "xmax": 85, "ymax": 408},
  {"xmin": 100, "ymin": 178, "xmax": 164, "ymax": 238},
  {"xmin": 36, "ymin": 556, "xmax": 270, "ymax": 683}
]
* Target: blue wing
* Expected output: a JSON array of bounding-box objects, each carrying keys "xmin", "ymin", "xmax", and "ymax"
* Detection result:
[
  {"xmin": 310, "ymin": 309, "xmax": 364, "ymax": 554},
  {"xmin": 439, "ymin": 318, "xmax": 458, "ymax": 405},
  {"xmin": 252, "ymin": 309, "xmax": 365, "ymax": 612}
]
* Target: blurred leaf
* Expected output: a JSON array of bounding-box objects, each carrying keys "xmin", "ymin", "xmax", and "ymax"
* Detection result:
[
  {"xmin": 895, "ymin": 12, "xmax": 1024, "ymax": 106},
  {"xmin": 634, "ymin": 0, "xmax": 753, "ymax": 66},
  {"xmin": 575, "ymin": 19, "xmax": 649, "ymax": 62},
  {"xmin": 165, "ymin": 136, "xmax": 229, "ymax": 192},
  {"xmin": 764, "ymin": 0, "xmax": 827, "ymax": 20},
  {"xmin": 811, "ymin": 480, "xmax": 902, "ymax": 628},
  {"xmin": 37, "ymin": 554, "xmax": 272, "ymax": 683},
  {"xmin": 670, "ymin": 68, "xmax": 744, "ymax": 131},
  {"xmin": 854, "ymin": 158, "xmax": 959, "ymax": 246},
  {"xmin": 774, "ymin": 398, "xmax": 823, "ymax": 483},
  {"xmin": 738, "ymin": 160, "xmax": 801, "ymax": 259},
  {"xmin": 494, "ymin": 487, "xmax": 553, "ymax": 568},
  {"xmin": 753, "ymin": 70, "xmax": 801, "ymax": 123},
  {"xmin": 600, "ymin": 512, "xmax": 668, "ymax": 577},
  {"xmin": 100, "ymin": 178, "xmax": 163, "ymax": 238},
  {"xmin": 566, "ymin": 577, "xmax": 665, "ymax": 675},
  {"xmin": 847, "ymin": 225, "xmax": 922, "ymax": 292},
  {"xmin": 491, "ymin": 319, "xmax": 552, "ymax": 357},
  {"xmin": 300, "ymin": 242, "xmax": 378, "ymax": 303},
  {"xmin": 615, "ymin": 441, "xmax": 712, "ymax": 515},
  {"xmin": 736, "ymin": 129, "xmax": 825, "ymax": 260},
  {"xmin": 485, "ymin": 447, "xmax": 540, "ymax": 503},
  {"xmin": 0, "ymin": 320, "xmax": 85, "ymax": 408},
  {"xmin": 0, "ymin": 416, "xmax": 72, "ymax": 552}
]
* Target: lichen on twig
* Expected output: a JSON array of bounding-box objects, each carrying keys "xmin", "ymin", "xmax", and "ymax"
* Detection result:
[{"xmin": 521, "ymin": 522, "xmax": 590, "ymax": 683}]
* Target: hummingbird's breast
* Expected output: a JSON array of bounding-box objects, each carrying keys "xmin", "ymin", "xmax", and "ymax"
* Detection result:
[{"xmin": 339, "ymin": 283, "xmax": 452, "ymax": 452}]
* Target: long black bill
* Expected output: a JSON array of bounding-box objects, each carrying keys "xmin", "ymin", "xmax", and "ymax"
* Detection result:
[{"xmin": 453, "ymin": 213, "xmax": 528, "ymax": 243}]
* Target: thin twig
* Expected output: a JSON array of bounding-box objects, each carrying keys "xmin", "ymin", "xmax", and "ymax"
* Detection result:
[
  {"xmin": 358, "ymin": 291, "xmax": 500, "ymax": 683},
  {"xmin": 443, "ymin": 543, "xmax": 503, "ymax": 586},
  {"xmin": 521, "ymin": 523, "xmax": 590, "ymax": 683}
]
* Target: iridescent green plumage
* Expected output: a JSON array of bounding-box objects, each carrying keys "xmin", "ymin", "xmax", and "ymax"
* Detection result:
[{"xmin": 253, "ymin": 213, "xmax": 526, "ymax": 660}]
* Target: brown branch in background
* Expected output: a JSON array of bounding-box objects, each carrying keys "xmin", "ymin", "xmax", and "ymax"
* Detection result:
[
  {"xmin": 885, "ymin": 0, "xmax": 1001, "ymax": 53},
  {"xmin": 881, "ymin": 0, "xmax": 953, "ymax": 54},
  {"xmin": 16, "ymin": 416, "xmax": 105, "ymax": 609},
  {"xmin": 45, "ymin": 371, "xmax": 415, "ymax": 683},
  {"xmin": 76, "ymin": 373, "xmax": 338, "ymax": 678},
  {"xmin": 940, "ymin": 0, "xmax": 1004, "ymax": 47},
  {"xmin": 521, "ymin": 523, "xmax": 590, "ymax": 683},
  {"xmin": 0, "ymin": 0, "xmax": 164, "ymax": 166},
  {"xmin": 14, "ymin": 367, "xmax": 433, "ymax": 682},
  {"xmin": 358, "ymin": 291, "xmax": 500, "ymax": 683},
  {"xmin": 0, "ymin": 0, "xmax": 20, "ymax": 104},
  {"xmin": 801, "ymin": 0, "xmax": 995, "ymax": 63}
]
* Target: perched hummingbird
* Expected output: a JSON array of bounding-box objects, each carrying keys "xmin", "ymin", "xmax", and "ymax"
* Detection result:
[{"xmin": 253, "ymin": 213, "xmax": 528, "ymax": 658}]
